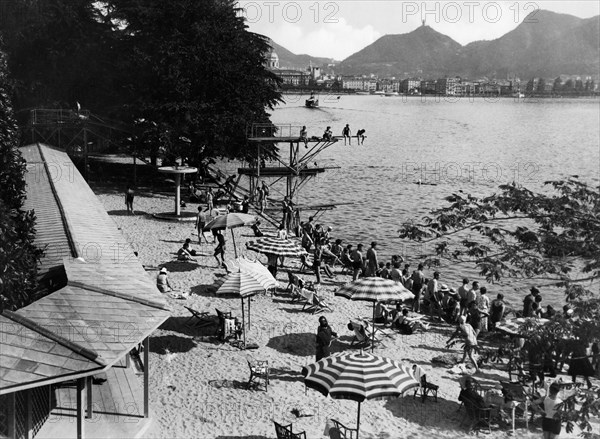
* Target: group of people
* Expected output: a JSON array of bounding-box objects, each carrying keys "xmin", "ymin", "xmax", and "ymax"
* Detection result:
[{"xmin": 299, "ymin": 125, "xmax": 366, "ymax": 146}]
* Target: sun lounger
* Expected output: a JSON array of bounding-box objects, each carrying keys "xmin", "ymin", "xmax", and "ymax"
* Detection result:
[
  {"xmin": 302, "ymin": 291, "xmax": 332, "ymax": 314},
  {"xmin": 184, "ymin": 306, "xmax": 214, "ymax": 328}
]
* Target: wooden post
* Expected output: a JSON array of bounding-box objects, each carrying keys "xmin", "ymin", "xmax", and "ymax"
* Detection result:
[
  {"xmin": 77, "ymin": 378, "xmax": 85, "ymax": 439},
  {"xmin": 143, "ymin": 337, "xmax": 149, "ymax": 418},
  {"xmin": 6, "ymin": 392, "xmax": 15, "ymax": 439},
  {"xmin": 86, "ymin": 376, "xmax": 93, "ymax": 419},
  {"xmin": 25, "ymin": 390, "xmax": 32, "ymax": 439}
]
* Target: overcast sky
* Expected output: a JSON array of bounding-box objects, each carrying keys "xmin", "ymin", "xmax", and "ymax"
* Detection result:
[{"xmin": 237, "ymin": 1, "xmax": 599, "ymax": 60}]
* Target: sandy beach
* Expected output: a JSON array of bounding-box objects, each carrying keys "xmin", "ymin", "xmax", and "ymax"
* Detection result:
[{"xmin": 95, "ymin": 185, "xmax": 585, "ymax": 439}]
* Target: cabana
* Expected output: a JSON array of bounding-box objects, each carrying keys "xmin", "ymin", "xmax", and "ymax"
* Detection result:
[{"xmin": 0, "ymin": 144, "xmax": 170, "ymax": 439}]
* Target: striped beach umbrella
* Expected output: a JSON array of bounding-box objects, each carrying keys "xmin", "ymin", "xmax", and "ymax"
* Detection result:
[
  {"xmin": 229, "ymin": 257, "xmax": 279, "ymax": 290},
  {"xmin": 336, "ymin": 277, "xmax": 415, "ymax": 351},
  {"xmin": 216, "ymin": 270, "xmax": 265, "ymax": 348},
  {"xmin": 302, "ymin": 351, "xmax": 419, "ymax": 438},
  {"xmin": 246, "ymin": 237, "xmax": 307, "ymax": 257},
  {"xmin": 203, "ymin": 213, "xmax": 257, "ymax": 258}
]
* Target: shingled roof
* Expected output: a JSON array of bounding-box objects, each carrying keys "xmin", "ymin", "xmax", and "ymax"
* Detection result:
[{"xmin": 0, "ymin": 143, "xmax": 170, "ymax": 395}]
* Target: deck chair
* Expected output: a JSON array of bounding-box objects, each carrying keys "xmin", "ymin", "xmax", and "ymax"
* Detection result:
[
  {"xmin": 273, "ymin": 421, "xmax": 306, "ymax": 439},
  {"xmin": 246, "ymin": 354, "xmax": 269, "ymax": 391},
  {"xmin": 458, "ymin": 376, "xmax": 484, "ymax": 412},
  {"xmin": 184, "ymin": 306, "xmax": 214, "ymax": 328},
  {"xmin": 299, "ymin": 254, "xmax": 312, "ymax": 273},
  {"xmin": 328, "ymin": 419, "xmax": 358, "ymax": 439},
  {"xmin": 412, "ymin": 364, "xmax": 439, "ymax": 403},
  {"xmin": 501, "ymin": 381, "xmax": 531, "ymax": 434},
  {"xmin": 349, "ymin": 321, "xmax": 369, "ymax": 347},
  {"xmin": 303, "ymin": 291, "xmax": 332, "ymax": 314},
  {"xmin": 287, "ymin": 272, "xmax": 305, "ymax": 301}
]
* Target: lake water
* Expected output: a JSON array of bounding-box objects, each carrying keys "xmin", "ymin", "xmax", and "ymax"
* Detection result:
[{"xmin": 228, "ymin": 95, "xmax": 600, "ymax": 307}]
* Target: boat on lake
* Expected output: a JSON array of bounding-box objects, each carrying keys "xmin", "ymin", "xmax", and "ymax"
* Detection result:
[
  {"xmin": 305, "ymin": 93, "xmax": 319, "ymax": 108},
  {"xmin": 384, "ymin": 92, "xmax": 399, "ymax": 97}
]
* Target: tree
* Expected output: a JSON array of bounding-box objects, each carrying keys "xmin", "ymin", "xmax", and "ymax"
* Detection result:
[
  {"xmin": 105, "ymin": 0, "xmax": 283, "ymax": 163},
  {"xmin": 0, "ymin": 0, "xmax": 121, "ymax": 115},
  {"xmin": 536, "ymin": 77, "xmax": 546, "ymax": 94},
  {"xmin": 398, "ymin": 179, "xmax": 600, "ymax": 436},
  {"xmin": 563, "ymin": 78, "xmax": 574, "ymax": 93},
  {"xmin": 553, "ymin": 76, "xmax": 563, "ymax": 93},
  {"xmin": 0, "ymin": 48, "xmax": 43, "ymax": 311}
]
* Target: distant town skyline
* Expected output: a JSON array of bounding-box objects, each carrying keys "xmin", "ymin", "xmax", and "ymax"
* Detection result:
[{"xmin": 237, "ymin": 1, "xmax": 599, "ymax": 60}]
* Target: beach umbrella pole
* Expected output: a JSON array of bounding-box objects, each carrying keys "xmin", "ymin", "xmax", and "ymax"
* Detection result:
[
  {"xmin": 241, "ymin": 298, "xmax": 246, "ymax": 348},
  {"xmin": 371, "ymin": 303, "xmax": 376, "ymax": 352},
  {"xmin": 357, "ymin": 401, "xmax": 361, "ymax": 439},
  {"xmin": 231, "ymin": 228, "xmax": 238, "ymax": 258}
]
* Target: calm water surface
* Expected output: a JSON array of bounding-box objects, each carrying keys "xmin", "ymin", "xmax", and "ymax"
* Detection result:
[{"xmin": 232, "ymin": 95, "xmax": 600, "ymax": 307}]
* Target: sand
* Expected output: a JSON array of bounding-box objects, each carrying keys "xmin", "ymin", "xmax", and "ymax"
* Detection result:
[{"xmin": 95, "ymin": 187, "xmax": 584, "ymax": 439}]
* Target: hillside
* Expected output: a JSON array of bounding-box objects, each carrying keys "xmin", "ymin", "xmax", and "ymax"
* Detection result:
[
  {"xmin": 334, "ymin": 10, "xmax": 599, "ymax": 78},
  {"xmin": 267, "ymin": 40, "xmax": 335, "ymax": 70}
]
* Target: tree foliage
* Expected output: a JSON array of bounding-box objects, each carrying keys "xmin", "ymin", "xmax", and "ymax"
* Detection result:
[
  {"xmin": 0, "ymin": 48, "xmax": 43, "ymax": 311},
  {"xmin": 0, "ymin": 0, "xmax": 282, "ymax": 160}
]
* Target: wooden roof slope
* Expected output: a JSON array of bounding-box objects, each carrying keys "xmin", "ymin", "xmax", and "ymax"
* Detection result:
[
  {"xmin": 20, "ymin": 143, "xmax": 74, "ymax": 283},
  {"xmin": 0, "ymin": 143, "xmax": 170, "ymax": 395}
]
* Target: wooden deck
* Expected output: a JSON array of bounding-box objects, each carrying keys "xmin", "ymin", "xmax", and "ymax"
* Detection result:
[{"xmin": 36, "ymin": 364, "xmax": 155, "ymax": 439}]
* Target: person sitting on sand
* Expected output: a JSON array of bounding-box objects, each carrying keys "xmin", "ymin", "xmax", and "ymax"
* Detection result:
[
  {"xmin": 251, "ymin": 221, "xmax": 264, "ymax": 237},
  {"xmin": 374, "ymin": 301, "xmax": 390, "ymax": 324},
  {"xmin": 380, "ymin": 262, "xmax": 391, "ymax": 279},
  {"xmin": 156, "ymin": 267, "xmax": 172, "ymax": 293},
  {"xmin": 392, "ymin": 307, "xmax": 430, "ymax": 334},
  {"xmin": 177, "ymin": 242, "xmax": 197, "ymax": 261}
]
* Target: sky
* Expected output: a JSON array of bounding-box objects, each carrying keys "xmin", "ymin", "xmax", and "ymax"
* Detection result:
[{"xmin": 237, "ymin": 1, "xmax": 600, "ymax": 60}]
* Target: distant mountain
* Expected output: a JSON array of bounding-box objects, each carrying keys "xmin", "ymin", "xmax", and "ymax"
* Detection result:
[
  {"xmin": 339, "ymin": 25, "xmax": 462, "ymax": 78},
  {"xmin": 267, "ymin": 40, "xmax": 335, "ymax": 70},
  {"xmin": 458, "ymin": 10, "xmax": 600, "ymax": 78},
  {"xmin": 335, "ymin": 10, "xmax": 599, "ymax": 79}
]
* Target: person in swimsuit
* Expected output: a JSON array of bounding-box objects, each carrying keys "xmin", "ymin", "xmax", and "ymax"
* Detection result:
[{"xmin": 342, "ymin": 124, "xmax": 351, "ymax": 145}]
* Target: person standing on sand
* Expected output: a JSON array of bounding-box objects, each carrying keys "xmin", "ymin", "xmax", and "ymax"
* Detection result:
[
  {"xmin": 342, "ymin": 124, "xmax": 351, "ymax": 145},
  {"xmin": 313, "ymin": 240, "xmax": 324, "ymax": 284},
  {"xmin": 366, "ymin": 241, "xmax": 378, "ymax": 277},
  {"xmin": 213, "ymin": 230, "xmax": 225, "ymax": 267},
  {"xmin": 458, "ymin": 278, "xmax": 470, "ymax": 316},
  {"xmin": 447, "ymin": 315, "xmax": 480, "ymax": 373},
  {"xmin": 205, "ymin": 187, "xmax": 214, "ymax": 213},
  {"xmin": 125, "ymin": 185, "xmax": 135, "ymax": 214},
  {"xmin": 351, "ymin": 244, "xmax": 364, "ymax": 281},
  {"xmin": 411, "ymin": 264, "xmax": 425, "ymax": 313},
  {"xmin": 195, "ymin": 206, "xmax": 209, "ymax": 245},
  {"xmin": 316, "ymin": 316, "xmax": 337, "ymax": 361}
]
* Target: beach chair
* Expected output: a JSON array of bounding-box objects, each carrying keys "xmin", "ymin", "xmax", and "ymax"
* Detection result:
[
  {"xmin": 246, "ymin": 354, "xmax": 269, "ymax": 391},
  {"xmin": 303, "ymin": 291, "xmax": 332, "ymax": 314},
  {"xmin": 500, "ymin": 381, "xmax": 531, "ymax": 434},
  {"xmin": 349, "ymin": 321, "xmax": 369, "ymax": 347},
  {"xmin": 458, "ymin": 376, "xmax": 484, "ymax": 412},
  {"xmin": 287, "ymin": 272, "xmax": 305, "ymax": 301},
  {"xmin": 273, "ymin": 421, "xmax": 306, "ymax": 439},
  {"xmin": 215, "ymin": 308, "xmax": 240, "ymax": 342},
  {"xmin": 461, "ymin": 397, "xmax": 494, "ymax": 433},
  {"xmin": 412, "ymin": 365, "xmax": 439, "ymax": 403},
  {"xmin": 299, "ymin": 254, "xmax": 312, "ymax": 273},
  {"xmin": 184, "ymin": 306, "xmax": 214, "ymax": 328},
  {"xmin": 328, "ymin": 419, "xmax": 358, "ymax": 439}
]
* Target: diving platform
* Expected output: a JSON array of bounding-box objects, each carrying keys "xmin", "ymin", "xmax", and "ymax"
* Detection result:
[{"xmin": 238, "ymin": 166, "xmax": 328, "ymax": 177}]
